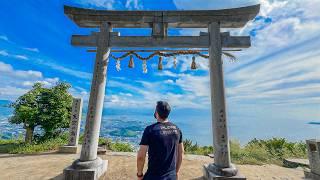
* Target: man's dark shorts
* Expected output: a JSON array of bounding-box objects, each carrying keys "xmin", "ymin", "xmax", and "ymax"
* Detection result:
[{"xmin": 143, "ymin": 173, "xmax": 176, "ymax": 180}]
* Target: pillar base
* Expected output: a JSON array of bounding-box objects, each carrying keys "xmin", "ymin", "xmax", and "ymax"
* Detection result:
[
  {"xmin": 304, "ymin": 168, "xmax": 320, "ymax": 179},
  {"xmin": 64, "ymin": 157, "xmax": 108, "ymax": 180},
  {"xmin": 203, "ymin": 163, "xmax": 246, "ymax": 180},
  {"xmin": 59, "ymin": 145, "xmax": 80, "ymax": 154}
]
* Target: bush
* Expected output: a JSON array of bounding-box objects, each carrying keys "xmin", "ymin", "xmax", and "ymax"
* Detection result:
[
  {"xmin": 110, "ymin": 141, "xmax": 134, "ymax": 152},
  {"xmin": 0, "ymin": 134, "xmax": 68, "ymax": 154},
  {"xmin": 183, "ymin": 139, "xmax": 213, "ymax": 155},
  {"xmin": 79, "ymin": 135, "xmax": 134, "ymax": 152},
  {"xmin": 246, "ymin": 138, "xmax": 307, "ymax": 160},
  {"xmin": 183, "ymin": 138, "xmax": 307, "ymax": 165}
]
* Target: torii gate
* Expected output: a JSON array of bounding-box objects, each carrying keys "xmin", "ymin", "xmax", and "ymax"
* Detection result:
[{"xmin": 63, "ymin": 4, "xmax": 260, "ymax": 180}]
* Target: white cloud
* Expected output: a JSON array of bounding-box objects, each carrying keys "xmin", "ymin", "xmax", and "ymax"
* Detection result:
[
  {"xmin": 173, "ymin": 0, "xmax": 259, "ymax": 9},
  {"xmin": 171, "ymin": 0, "xmax": 319, "ymax": 107},
  {"xmin": 74, "ymin": 0, "xmax": 116, "ymax": 9},
  {"xmin": 175, "ymin": 73, "xmax": 210, "ymax": 97},
  {"xmin": 0, "ymin": 35, "xmax": 9, "ymax": 42},
  {"xmin": 119, "ymin": 92, "xmax": 133, "ymax": 97},
  {"xmin": 23, "ymin": 47, "xmax": 39, "ymax": 53},
  {"xmin": 1, "ymin": 48, "xmax": 91, "ymax": 80},
  {"xmin": 0, "ymin": 61, "xmax": 12, "ymax": 72},
  {"xmin": 0, "ymin": 61, "xmax": 60, "ymax": 100},
  {"xmin": 0, "ymin": 61, "xmax": 42, "ymax": 79},
  {"xmin": 14, "ymin": 55, "xmax": 29, "ymax": 60},
  {"xmin": 156, "ymin": 70, "xmax": 179, "ymax": 77},
  {"xmin": 72, "ymin": 0, "xmax": 143, "ymax": 10},
  {"xmin": 36, "ymin": 59, "xmax": 92, "ymax": 80},
  {"xmin": 104, "ymin": 73, "xmax": 212, "ymax": 109},
  {"xmin": 125, "ymin": 0, "xmax": 142, "ymax": 10},
  {"xmin": 0, "ymin": 50, "xmax": 30, "ymax": 60},
  {"xmin": 0, "ymin": 86, "xmax": 29, "ymax": 100},
  {"xmin": 164, "ymin": 79, "xmax": 174, "ymax": 84},
  {"xmin": 0, "ymin": 50, "xmax": 9, "ymax": 56}
]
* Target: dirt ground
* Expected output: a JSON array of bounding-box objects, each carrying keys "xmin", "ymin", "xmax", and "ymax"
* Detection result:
[{"xmin": 0, "ymin": 152, "xmax": 305, "ymax": 180}]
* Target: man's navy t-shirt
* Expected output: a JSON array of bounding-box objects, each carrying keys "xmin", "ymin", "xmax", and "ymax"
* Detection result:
[{"xmin": 140, "ymin": 121, "xmax": 182, "ymax": 180}]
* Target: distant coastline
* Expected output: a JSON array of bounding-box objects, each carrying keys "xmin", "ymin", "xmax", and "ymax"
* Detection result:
[{"xmin": 1, "ymin": 99, "xmax": 320, "ymax": 145}]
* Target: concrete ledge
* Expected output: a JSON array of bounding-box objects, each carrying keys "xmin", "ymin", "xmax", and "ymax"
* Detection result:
[
  {"xmin": 97, "ymin": 147, "xmax": 107, "ymax": 155},
  {"xmin": 283, "ymin": 158, "xmax": 309, "ymax": 168},
  {"xmin": 64, "ymin": 158, "xmax": 108, "ymax": 180},
  {"xmin": 304, "ymin": 168, "xmax": 320, "ymax": 179},
  {"xmin": 59, "ymin": 145, "xmax": 80, "ymax": 154},
  {"xmin": 203, "ymin": 164, "xmax": 246, "ymax": 180}
]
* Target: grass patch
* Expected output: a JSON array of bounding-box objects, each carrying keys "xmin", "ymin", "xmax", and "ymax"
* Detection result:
[
  {"xmin": 0, "ymin": 134, "xmax": 68, "ymax": 154},
  {"xmin": 183, "ymin": 139, "xmax": 213, "ymax": 156},
  {"xmin": 98, "ymin": 138, "xmax": 134, "ymax": 152},
  {"xmin": 1, "ymin": 134, "xmax": 306, "ymax": 166},
  {"xmin": 183, "ymin": 138, "xmax": 307, "ymax": 165},
  {"xmin": 0, "ymin": 134, "xmax": 134, "ymax": 154},
  {"xmin": 79, "ymin": 134, "xmax": 134, "ymax": 152}
]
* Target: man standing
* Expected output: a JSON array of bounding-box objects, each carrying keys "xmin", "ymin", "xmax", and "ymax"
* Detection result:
[{"xmin": 137, "ymin": 101, "xmax": 184, "ymax": 180}]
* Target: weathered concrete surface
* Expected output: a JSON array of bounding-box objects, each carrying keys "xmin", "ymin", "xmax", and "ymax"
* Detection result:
[
  {"xmin": 304, "ymin": 169, "xmax": 320, "ymax": 180},
  {"xmin": 64, "ymin": 158, "xmax": 108, "ymax": 180},
  {"xmin": 304, "ymin": 168, "xmax": 320, "ymax": 179},
  {"xmin": 208, "ymin": 22, "xmax": 231, "ymax": 169},
  {"xmin": 59, "ymin": 145, "xmax": 81, "ymax": 154},
  {"xmin": 65, "ymin": 23, "xmax": 111, "ymax": 180},
  {"xmin": 283, "ymin": 158, "xmax": 309, "ymax": 168},
  {"xmin": 0, "ymin": 152, "xmax": 304, "ymax": 180},
  {"xmin": 203, "ymin": 164, "xmax": 246, "ymax": 180},
  {"xmin": 68, "ymin": 98, "xmax": 83, "ymax": 147},
  {"xmin": 72, "ymin": 33, "xmax": 251, "ymax": 49},
  {"xmin": 306, "ymin": 139, "xmax": 320, "ymax": 174},
  {"xmin": 305, "ymin": 139, "xmax": 320, "ymax": 179},
  {"xmin": 80, "ymin": 23, "xmax": 111, "ymax": 162},
  {"xmin": 97, "ymin": 147, "xmax": 107, "ymax": 155},
  {"xmin": 64, "ymin": 4, "xmax": 260, "ymax": 28},
  {"xmin": 59, "ymin": 98, "xmax": 83, "ymax": 154}
]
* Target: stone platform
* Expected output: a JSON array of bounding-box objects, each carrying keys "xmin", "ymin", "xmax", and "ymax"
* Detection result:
[
  {"xmin": 59, "ymin": 145, "xmax": 81, "ymax": 154},
  {"xmin": 203, "ymin": 164, "xmax": 246, "ymax": 180},
  {"xmin": 64, "ymin": 157, "xmax": 108, "ymax": 180},
  {"xmin": 304, "ymin": 168, "xmax": 320, "ymax": 179},
  {"xmin": 283, "ymin": 158, "xmax": 309, "ymax": 168}
]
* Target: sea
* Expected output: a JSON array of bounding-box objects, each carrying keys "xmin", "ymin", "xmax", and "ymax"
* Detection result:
[{"xmin": 0, "ymin": 100, "xmax": 319, "ymax": 146}]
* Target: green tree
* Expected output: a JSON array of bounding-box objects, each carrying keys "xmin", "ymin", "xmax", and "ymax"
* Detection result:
[
  {"xmin": 38, "ymin": 83, "xmax": 73, "ymax": 139},
  {"xmin": 10, "ymin": 82, "xmax": 73, "ymax": 143}
]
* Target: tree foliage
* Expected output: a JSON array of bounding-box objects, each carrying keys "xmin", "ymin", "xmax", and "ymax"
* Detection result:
[{"xmin": 10, "ymin": 82, "xmax": 73, "ymax": 143}]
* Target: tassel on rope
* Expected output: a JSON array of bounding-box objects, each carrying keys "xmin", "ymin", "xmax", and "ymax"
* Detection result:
[
  {"xmin": 173, "ymin": 56, "xmax": 177, "ymax": 69},
  {"xmin": 158, "ymin": 56, "xmax": 163, "ymax": 70},
  {"xmin": 142, "ymin": 60, "xmax": 148, "ymax": 74},
  {"xmin": 116, "ymin": 59, "xmax": 121, "ymax": 71},
  {"xmin": 191, "ymin": 56, "xmax": 197, "ymax": 70},
  {"xmin": 128, "ymin": 55, "xmax": 134, "ymax": 68}
]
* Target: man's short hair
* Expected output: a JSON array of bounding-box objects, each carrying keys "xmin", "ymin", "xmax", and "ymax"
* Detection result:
[{"xmin": 156, "ymin": 101, "xmax": 171, "ymax": 119}]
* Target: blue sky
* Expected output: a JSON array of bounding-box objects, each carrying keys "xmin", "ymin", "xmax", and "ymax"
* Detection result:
[{"xmin": 0, "ymin": 0, "xmax": 319, "ymax": 124}]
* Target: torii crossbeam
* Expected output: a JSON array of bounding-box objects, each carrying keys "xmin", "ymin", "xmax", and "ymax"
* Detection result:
[{"xmin": 63, "ymin": 4, "xmax": 260, "ymax": 180}]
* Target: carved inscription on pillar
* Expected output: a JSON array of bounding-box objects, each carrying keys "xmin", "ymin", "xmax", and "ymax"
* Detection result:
[{"xmin": 68, "ymin": 98, "xmax": 83, "ymax": 146}]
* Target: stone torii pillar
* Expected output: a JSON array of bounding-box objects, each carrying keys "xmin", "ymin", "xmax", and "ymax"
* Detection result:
[
  {"xmin": 202, "ymin": 22, "xmax": 244, "ymax": 179},
  {"xmin": 64, "ymin": 23, "xmax": 111, "ymax": 180}
]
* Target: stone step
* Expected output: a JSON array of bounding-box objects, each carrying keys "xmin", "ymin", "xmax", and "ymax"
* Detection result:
[{"xmin": 283, "ymin": 158, "xmax": 309, "ymax": 168}]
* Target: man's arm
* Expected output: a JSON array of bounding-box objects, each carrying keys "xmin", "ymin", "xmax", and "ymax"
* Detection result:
[
  {"xmin": 176, "ymin": 142, "xmax": 184, "ymax": 174},
  {"xmin": 137, "ymin": 145, "xmax": 148, "ymax": 179}
]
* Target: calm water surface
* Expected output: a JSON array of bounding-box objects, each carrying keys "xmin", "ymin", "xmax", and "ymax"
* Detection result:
[{"xmin": 1, "ymin": 103, "xmax": 319, "ymax": 145}]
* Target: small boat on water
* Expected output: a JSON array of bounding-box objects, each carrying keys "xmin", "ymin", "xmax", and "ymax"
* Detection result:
[{"xmin": 308, "ymin": 122, "xmax": 320, "ymax": 125}]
